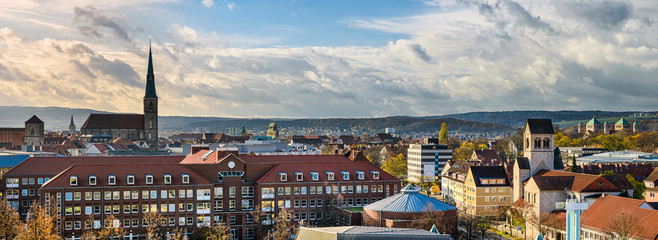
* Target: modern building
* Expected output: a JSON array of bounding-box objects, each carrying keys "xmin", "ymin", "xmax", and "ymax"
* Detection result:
[
  {"xmin": 407, "ymin": 138, "xmax": 452, "ymax": 183},
  {"xmin": 81, "ymin": 46, "xmax": 158, "ymax": 144},
  {"xmin": 362, "ymin": 184, "xmax": 458, "ymax": 238},
  {"xmin": 576, "ymin": 150, "xmax": 658, "ymax": 165},
  {"xmin": 296, "ymin": 226, "xmax": 453, "ymax": 240},
  {"xmin": 3, "ymin": 151, "xmax": 400, "ymax": 239}
]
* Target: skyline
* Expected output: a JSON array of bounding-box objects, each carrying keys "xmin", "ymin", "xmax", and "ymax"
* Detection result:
[{"xmin": 1, "ymin": 0, "xmax": 658, "ymax": 118}]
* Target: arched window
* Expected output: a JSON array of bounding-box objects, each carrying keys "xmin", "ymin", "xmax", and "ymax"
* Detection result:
[
  {"xmin": 534, "ymin": 138, "xmax": 542, "ymax": 149},
  {"xmin": 526, "ymin": 138, "xmax": 530, "ymax": 149},
  {"xmin": 543, "ymin": 138, "xmax": 550, "ymax": 149},
  {"xmin": 30, "ymin": 127, "xmax": 35, "ymax": 135}
]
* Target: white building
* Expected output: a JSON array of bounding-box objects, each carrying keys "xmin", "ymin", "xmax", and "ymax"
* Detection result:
[{"xmin": 407, "ymin": 138, "xmax": 452, "ymax": 183}]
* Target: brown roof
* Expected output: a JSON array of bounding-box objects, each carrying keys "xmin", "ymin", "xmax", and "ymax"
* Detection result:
[
  {"xmin": 530, "ymin": 176, "xmax": 574, "ymax": 191},
  {"xmin": 42, "ymin": 163, "xmax": 212, "ymax": 188},
  {"xmin": 469, "ymin": 166, "xmax": 511, "ymax": 187},
  {"xmin": 255, "ymin": 161, "xmax": 398, "ymax": 183},
  {"xmin": 472, "ymin": 149, "xmax": 500, "ymax": 165},
  {"xmin": 4, "ymin": 156, "xmax": 185, "ymax": 176},
  {"xmin": 81, "ymin": 113, "xmax": 144, "ymax": 129},
  {"xmin": 581, "ymin": 195, "xmax": 658, "ymax": 240},
  {"xmin": 567, "ymin": 163, "xmax": 654, "ymax": 180},
  {"xmin": 646, "ymin": 168, "xmax": 658, "ymax": 185},
  {"xmin": 534, "ymin": 169, "xmax": 620, "ymax": 192},
  {"xmin": 25, "ymin": 115, "xmax": 44, "ymax": 123}
]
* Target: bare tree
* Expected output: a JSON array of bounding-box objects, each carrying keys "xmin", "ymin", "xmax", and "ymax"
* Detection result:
[
  {"xmin": 605, "ymin": 211, "xmax": 645, "ymax": 240},
  {"xmin": 412, "ymin": 204, "xmax": 448, "ymax": 233}
]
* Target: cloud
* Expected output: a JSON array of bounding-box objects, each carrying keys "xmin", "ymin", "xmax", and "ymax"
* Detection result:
[
  {"xmin": 557, "ymin": 0, "xmax": 632, "ymax": 30},
  {"xmin": 73, "ymin": 5, "xmax": 136, "ymax": 42},
  {"xmin": 201, "ymin": 0, "xmax": 214, "ymax": 8},
  {"xmin": 227, "ymin": 2, "xmax": 236, "ymax": 11}
]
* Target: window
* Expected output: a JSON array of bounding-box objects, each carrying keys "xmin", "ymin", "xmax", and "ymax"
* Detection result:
[
  {"xmin": 371, "ymin": 171, "xmax": 379, "ymax": 179},
  {"xmin": 357, "ymin": 171, "xmax": 364, "ymax": 180},
  {"xmin": 311, "ymin": 172, "xmax": 319, "ymax": 181},
  {"xmin": 534, "ymin": 138, "xmax": 541, "ymax": 149},
  {"xmin": 182, "ymin": 174, "xmax": 190, "ymax": 184},
  {"xmin": 214, "ymin": 187, "xmax": 223, "ymax": 198},
  {"xmin": 127, "ymin": 175, "xmax": 135, "ymax": 185},
  {"xmin": 327, "ymin": 172, "xmax": 334, "ymax": 180},
  {"xmin": 229, "ymin": 200, "xmax": 236, "ymax": 211},
  {"xmin": 294, "ymin": 187, "xmax": 300, "ymax": 195},
  {"xmin": 543, "ymin": 138, "xmax": 550, "ymax": 149},
  {"xmin": 108, "ymin": 175, "xmax": 116, "ymax": 185},
  {"xmin": 242, "ymin": 199, "xmax": 254, "ymax": 210},
  {"xmin": 38, "ymin": 178, "xmax": 44, "ymax": 184},
  {"xmin": 74, "ymin": 192, "xmax": 81, "ymax": 200},
  {"xmin": 70, "ymin": 176, "xmax": 78, "ymax": 186},
  {"xmin": 65, "ymin": 192, "xmax": 73, "ymax": 201},
  {"xmin": 88, "ymin": 175, "xmax": 96, "ymax": 185},
  {"xmin": 279, "ymin": 173, "xmax": 287, "ymax": 182},
  {"xmin": 146, "ymin": 174, "xmax": 153, "ymax": 184},
  {"xmin": 296, "ymin": 172, "xmax": 303, "ymax": 181},
  {"xmin": 229, "ymin": 187, "xmax": 236, "ymax": 198},
  {"xmin": 164, "ymin": 174, "xmax": 172, "ymax": 184},
  {"xmin": 215, "ymin": 200, "xmax": 223, "ymax": 211},
  {"xmin": 341, "ymin": 171, "xmax": 349, "ymax": 180}
]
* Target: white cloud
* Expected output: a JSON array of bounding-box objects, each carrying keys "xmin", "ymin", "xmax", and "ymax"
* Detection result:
[
  {"xmin": 201, "ymin": 0, "xmax": 214, "ymax": 8},
  {"xmin": 227, "ymin": 2, "xmax": 236, "ymax": 11}
]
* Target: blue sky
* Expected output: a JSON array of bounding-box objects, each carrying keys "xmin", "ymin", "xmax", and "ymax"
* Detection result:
[{"xmin": 1, "ymin": 0, "xmax": 657, "ymax": 117}]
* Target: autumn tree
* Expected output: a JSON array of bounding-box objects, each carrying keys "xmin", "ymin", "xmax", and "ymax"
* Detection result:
[
  {"xmin": 169, "ymin": 228, "xmax": 186, "ymax": 240},
  {"xmin": 96, "ymin": 215, "xmax": 125, "ymax": 240},
  {"xmin": 250, "ymin": 205, "xmax": 265, "ymax": 240},
  {"xmin": 271, "ymin": 208, "xmax": 296, "ymax": 240},
  {"xmin": 381, "ymin": 153, "xmax": 407, "ymax": 178},
  {"xmin": 206, "ymin": 222, "xmax": 231, "ymax": 240},
  {"xmin": 439, "ymin": 123, "xmax": 448, "ymax": 144},
  {"xmin": 143, "ymin": 211, "xmax": 167, "ymax": 240},
  {"xmin": 16, "ymin": 203, "xmax": 61, "ymax": 240},
  {"xmin": 605, "ymin": 211, "xmax": 645, "ymax": 240},
  {"xmin": 0, "ymin": 197, "xmax": 20, "ymax": 240}
]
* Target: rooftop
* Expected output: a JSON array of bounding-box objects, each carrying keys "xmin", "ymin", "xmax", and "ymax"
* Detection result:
[
  {"xmin": 296, "ymin": 226, "xmax": 453, "ymax": 240},
  {"xmin": 364, "ymin": 184, "xmax": 456, "ymax": 213}
]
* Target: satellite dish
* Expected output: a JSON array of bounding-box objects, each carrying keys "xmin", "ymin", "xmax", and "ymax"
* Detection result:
[{"xmin": 228, "ymin": 161, "xmax": 235, "ymax": 169}]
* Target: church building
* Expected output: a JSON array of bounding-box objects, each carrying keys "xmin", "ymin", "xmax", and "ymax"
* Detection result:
[{"xmin": 80, "ymin": 46, "xmax": 158, "ymax": 144}]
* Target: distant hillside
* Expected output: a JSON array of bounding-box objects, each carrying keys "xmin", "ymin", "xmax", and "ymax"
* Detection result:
[
  {"xmin": 438, "ymin": 110, "xmax": 658, "ymax": 127},
  {"xmin": 179, "ymin": 117, "xmax": 518, "ymax": 136},
  {"xmin": 0, "ymin": 106, "xmax": 112, "ymax": 129}
]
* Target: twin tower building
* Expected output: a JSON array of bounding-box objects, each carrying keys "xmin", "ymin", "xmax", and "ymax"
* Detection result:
[{"xmin": 80, "ymin": 45, "xmax": 158, "ymax": 144}]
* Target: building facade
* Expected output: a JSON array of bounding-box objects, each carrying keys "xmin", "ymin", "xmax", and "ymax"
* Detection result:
[
  {"xmin": 407, "ymin": 138, "xmax": 452, "ymax": 183},
  {"xmin": 463, "ymin": 166, "xmax": 512, "ymax": 216}
]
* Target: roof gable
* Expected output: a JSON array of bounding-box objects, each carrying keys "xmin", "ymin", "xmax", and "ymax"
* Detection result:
[
  {"xmin": 526, "ymin": 119, "xmax": 554, "ymax": 134},
  {"xmin": 25, "ymin": 115, "xmax": 44, "ymax": 123}
]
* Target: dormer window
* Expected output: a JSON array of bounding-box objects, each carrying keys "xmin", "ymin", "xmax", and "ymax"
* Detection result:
[
  {"xmin": 311, "ymin": 172, "xmax": 319, "ymax": 181},
  {"xmin": 295, "ymin": 172, "xmax": 303, "ymax": 181},
  {"xmin": 70, "ymin": 176, "xmax": 78, "ymax": 186},
  {"xmin": 356, "ymin": 171, "xmax": 364, "ymax": 180},
  {"xmin": 145, "ymin": 175, "xmax": 153, "ymax": 184},
  {"xmin": 182, "ymin": 174, "xmax": 190, "ymax": 184},
  {"xmin": 371, "ymin": 171, "xmax": 379, "ymax": 180},
  {"xmin": 341, "ymin": 171, "xmax": 349, "ymax": 180},
  {"xmin": 279, "ymin": 173, "xmax": 287, "ymax": 182},
  {"xmin": 126, "ymin": 175, "xmax": 135, "ymax": 185},
  {"xmin": 88, "ymin": 175, "xmax": 96, "ymax": 186},
  {"xmin": 164, "ymin": 174, "xmax": 172, "ymax": 184},
  {"xmin": 108, "ymin": 175, "xmax": 116, "ymax": 185},
  {"xmin": 326, "ymin": 172, "xmax": 334, "ymax": 181}
]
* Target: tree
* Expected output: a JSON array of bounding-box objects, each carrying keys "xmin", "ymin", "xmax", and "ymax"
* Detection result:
[
  {"xmin": 250, "ymin": 205, "xmax": 265, "ymax": 240},
  {"xmin": 605, "ymin": 211, "xmax": 645, "ymax": 240},
  {"xmin": 439, "ymin": 123, "xmax": 448, "ymax": 144},
  {"xmin": 206, "ymin": 222, "xmax": 231, "ymax": 240},
  {"xmin": 317, "ymin": 195, "xmax": 338, "ymax": 227},
  {"xmin": 240, "ymin": 125, "xmax": 247, "ymax": 135},
  {"xmin": 169, "ymin": 228, "xmax": 187, "ymax": 240},
  {"xmin": 412, "ymin": 204, "xmax": 448, "ymax": 234},
  {"xmin": 96, "ymin": 215, "xmax": 125, "ymax": 240},
  {"xmin": 381, "ymin": 153, "xmax": 407, "ymax": 179},
  {"xmin": 625, "ymin": 174, "xmax": 647, "ymax": 199},
  {"xmin": 569, "ymin": 156, "xmax": 579, "ymax": 172},
  {"xmin": 16, "ymin": 203, "xmax": 61, "ymax": 240},
  {"xmin": 144, "ymin": 211, "xmax": 166, "ymax": 240},
  {"xmin": 0, "ymin": 197, "xmax": 20, "ymax": 240},
  {"xmin": 271, "ymin": 208, "xmax": 296, "ymax": 240},
  {"xmin": 536, "ymin": 213, "xmax": 562, "ymax": 236}
]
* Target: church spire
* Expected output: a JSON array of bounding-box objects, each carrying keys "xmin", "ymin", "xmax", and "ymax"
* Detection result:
[
  {"xmin": 70, "ymin": 115, "xmax": 75, "ymax": 126},
  {"xmin": 144, "ymin": 42, "xmax": 157, "ymax": 98}
]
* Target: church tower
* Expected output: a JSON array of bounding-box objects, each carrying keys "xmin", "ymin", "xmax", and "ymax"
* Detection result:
[
  {"xmin": 143, "ymin": 44, "xmax": 158, "ymax": 144},
  {"xmin": 523, "ymin": 119, "xmax": 555, "ymax": 176},
  {"xmin": 68, "ymin": 115, "xmax": 76, "ymax": 135},
  {"xmin": 24, "ymin": 115, "xmax": 44, "ymax": 146}
]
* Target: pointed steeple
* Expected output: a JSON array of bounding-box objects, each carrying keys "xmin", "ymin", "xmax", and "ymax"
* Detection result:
[
  {"xmin": 144, "ymin": 42, "xmax": 157, "ymax": 98},
  {"xmin": 69, "ymin": 115, "xmax": 75, "ymax": 126}
]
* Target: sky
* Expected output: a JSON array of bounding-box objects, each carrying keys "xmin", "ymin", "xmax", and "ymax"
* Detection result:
[{"xmin": 0, "ymin": 0, "xmax": 657, "ymax": 118}]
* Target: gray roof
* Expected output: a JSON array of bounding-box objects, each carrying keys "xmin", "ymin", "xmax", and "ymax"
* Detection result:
[
  {"xmin": 516, "ymin": 157, "xmax": 530, "ymax": 170},
  {"xmin": 296, "ymin": 226, "xmax": 453, "ymax": 240},
  {"xmin": 526, "ymin": 119, "xmax": 554, "ymax": 134},
  {"xmin": 364, "ymin": 184, "xmax": 456, "ymax": 213}
]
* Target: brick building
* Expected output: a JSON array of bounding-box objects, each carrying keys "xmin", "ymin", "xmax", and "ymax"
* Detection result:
[{"xmin": 3, "ymin": 151, "xmax": 400, "ymax": 239}]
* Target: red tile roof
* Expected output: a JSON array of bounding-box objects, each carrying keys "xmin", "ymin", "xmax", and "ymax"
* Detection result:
[
  {"xmin": 81, "ymin": 113, "xmax": 144, "ymax": 129},
  {"xmin": 255, "ymin": 161, "xmax": 398, "ymax": 183},
  {"xmin": 180, "ymin": 149, "xmax": 357, "ymax": 165},
  {"xmin": 566, "ymin": 163, "xmax": 654, "ymax": 180},
  {"xmin": 581, "ymin": 195, "xmax": 658, "ymax": 240},
  {"xmin": 4, "ymin": 156, "xmax": 185, "ymax": 176},
  {"xmin": 42, "ymin": 163, "xmax": 212, "ymax": 188}
]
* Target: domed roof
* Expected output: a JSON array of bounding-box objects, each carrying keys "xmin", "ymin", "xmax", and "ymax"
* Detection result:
[{"xmin": 364, "ymin": 184, "xmax": 456, "ymax": 213}]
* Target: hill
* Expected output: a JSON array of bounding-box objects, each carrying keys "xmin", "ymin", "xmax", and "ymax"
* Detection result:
[{"xmin": 438, "ymin": 110, "xmax": 658, "ymax": 127}]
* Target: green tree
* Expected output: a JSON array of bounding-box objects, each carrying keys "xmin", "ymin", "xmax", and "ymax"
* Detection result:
[
  {"xmin": 439, "ymin": 123, "xmax": 448, "ymax": 144},
  {"xmin": 569, "ymin": 156, "xmax": 579, "ymax": 173},
  {"xmin": 381, "ymin": 153, "xmax": 407, "ymax": 179},
  {"xmin": 626, "ymin": 174, "xmax": 647, "ymax": 199},
  {"xmin": 0, "ymin": 197, "xmax": 20, "ymax": 240}
]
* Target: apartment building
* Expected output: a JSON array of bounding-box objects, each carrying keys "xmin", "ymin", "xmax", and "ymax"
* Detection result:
[
  {"xmin": 3, "ymin": 151, "xmax": 400, "ymax": 239},
  {"xmin": 463, "ymin": 166, "xmax": 511, "ymax": 216},
  {"xmin": 407, "ymin": 138, "xmax": 452, "ymax": 183}
]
